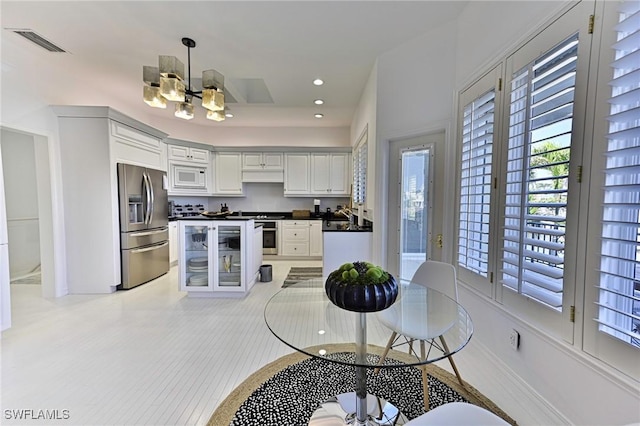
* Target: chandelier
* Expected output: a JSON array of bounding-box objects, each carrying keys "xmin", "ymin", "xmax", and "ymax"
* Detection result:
[{"xmin": 143, "ymin": 37, "xmax": 226, "ymax": 121}]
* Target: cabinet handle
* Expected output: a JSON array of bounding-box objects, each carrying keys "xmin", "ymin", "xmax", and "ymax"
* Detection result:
[{"xmin": 294, "ymin": 233, "xmax": 297, "ymax": 236}]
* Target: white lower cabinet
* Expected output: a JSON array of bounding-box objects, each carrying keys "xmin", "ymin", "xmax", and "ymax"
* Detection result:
[
  {"xmin": 281, "ymin": 220, "xmax": 310, "ymax": 256},
  {"xmin": 309, "ymin": 221, "xmax": 323, "ymax": 257},
  {"xmin": 178, "ymin": 220, "xmax": 259, "ymax": 297},
  {"xmin": 169, "ymin": 222, "xmax": 178, "ymax": 264}
]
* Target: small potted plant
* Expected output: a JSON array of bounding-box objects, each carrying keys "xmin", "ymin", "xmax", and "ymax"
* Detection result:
[{"xmin": 325, "ymin": 261, "xmax": 398, "ymax": 312}]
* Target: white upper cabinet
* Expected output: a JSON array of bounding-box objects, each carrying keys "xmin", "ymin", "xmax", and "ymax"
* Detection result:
[
  {"xmin": 284, "ymin": 153, "xmax": 311, "ymax": 195},
  {"xmin": 310, "ymin": 153, "xmax": 350, "ymax": 195},
  {"xmin": 242, "ymin": 152, "xmax": 284, "ymax": 183},
  {"xmin": 214, "ymin": 153, "xmax": 243, "ymax": 196},
  {"xmin": 285, "ymin": 152, "xmax": 350, "ymax": 196},
  {"xmin": 242, "ymin": 152, "xmax": 283, "ymax": 170},
  {"xmin": 168, "ymin": 145, "xmax": 210, "ymax": 164}
]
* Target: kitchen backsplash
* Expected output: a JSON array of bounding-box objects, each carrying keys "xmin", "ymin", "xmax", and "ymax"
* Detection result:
[{"xmin": 169, "ymin": 182, "xmax": 350, "ymax": 213}]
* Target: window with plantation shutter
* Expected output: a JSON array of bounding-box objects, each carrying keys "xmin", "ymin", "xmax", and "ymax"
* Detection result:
[
  {"xmin": 596, "ymin": 0, "xmax": 640, "ymax": 347},
  {"xmin": 458, "ymin": 89, "xmax": 495, "ymax": 278},
  {"xmin": 501, "ymin": 33, "xmax": 579, "ymax": 309},
  {"xmin": 353, "ymin": 130, "xmax": 367, "ymax": 205}
]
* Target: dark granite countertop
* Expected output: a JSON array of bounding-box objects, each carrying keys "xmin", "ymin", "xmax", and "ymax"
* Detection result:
[{"xmin": 323, "ymin": 225, "xmax": 372, "ymax": 232}]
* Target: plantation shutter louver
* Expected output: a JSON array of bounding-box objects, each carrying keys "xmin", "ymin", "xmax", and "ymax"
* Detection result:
[
  {"xmin": 458, "ymin": 89, "xmax": 495, "ymax": 277},
  {"xmin": 353, "ymin": 136, "xmax": 367, "ymax": 205},
  {"xmin": 501, "ymin": 33, "xmax": 579, "ymax": 309},
  {"xmin": 596, "ymin": 0, "xmax": 640, "ymax": 346}
]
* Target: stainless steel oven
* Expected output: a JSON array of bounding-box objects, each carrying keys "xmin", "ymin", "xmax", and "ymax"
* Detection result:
[{"xmin": 257, "ymin": 220, "xmax": 278, "ymax": 255}]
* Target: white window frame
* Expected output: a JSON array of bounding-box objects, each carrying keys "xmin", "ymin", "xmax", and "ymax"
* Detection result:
[
  {"xmin": 582, "ymin": 0, "xmax": 640, "ymax": 381},
  {"xmin": 495, "ymin": 2, "xmax": 594, "ymax": 343},
  {"xmin": 353, "ymin": 127, "xmax": 368, "ymax": 206},
  {"xmin": 454, "ymin": 1, "xmax": 594, "ymax": 342},
  {"xmin": 456, "ymin": 65, "xmax": 503, "ymax": 299}
]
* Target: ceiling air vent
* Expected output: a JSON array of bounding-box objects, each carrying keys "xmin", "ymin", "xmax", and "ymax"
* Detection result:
[{"xmin": 10, "ymin": 29, "xmax": 66, "ymax": 52}]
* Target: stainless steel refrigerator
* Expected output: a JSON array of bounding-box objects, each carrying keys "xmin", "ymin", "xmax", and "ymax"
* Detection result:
[{"xmin": 117, "ymin": 163, "xmax": 169, "ymax": 289}]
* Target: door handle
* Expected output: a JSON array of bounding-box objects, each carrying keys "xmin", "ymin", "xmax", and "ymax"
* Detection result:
[
  {"xmin": 143, "ymin": 172, "xmax": 151, "ymax": 225},
  {"xmin": 147, "ymin": 172, "xmax": 155, "ymax": 224}
]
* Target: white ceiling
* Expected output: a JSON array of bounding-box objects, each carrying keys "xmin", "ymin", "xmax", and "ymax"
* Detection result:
[{"xmin": 1, "ymin": 1, "xmax": 468, "ymax": 129}]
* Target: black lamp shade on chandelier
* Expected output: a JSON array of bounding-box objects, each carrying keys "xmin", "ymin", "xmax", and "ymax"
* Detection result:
[{"xmin": 143, "ymin": 37, "xmax": 226, "ymax": 121}]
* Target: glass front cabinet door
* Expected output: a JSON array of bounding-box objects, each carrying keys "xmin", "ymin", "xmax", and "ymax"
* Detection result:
[
  {"xmin": 178, "ymin": 220, "xmax": 247, "ymax": 295},
  {"xmin": 215, "ymin": 223, "xmax": 244, "ymax": 291}
]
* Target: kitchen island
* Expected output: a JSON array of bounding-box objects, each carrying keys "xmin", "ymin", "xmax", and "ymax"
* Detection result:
[
  {"xmin": 322, "ymin": 223, "xmax": 373, "ymax": 277},
  {"xmin": 177, "ymin": 218, "xmax": 263, "ymax": 297}
]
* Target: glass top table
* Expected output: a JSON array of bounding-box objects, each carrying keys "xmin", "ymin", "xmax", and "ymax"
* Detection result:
[{"xmin": 264, "ymin": 278, "xmax": 473, "ymax": 425}]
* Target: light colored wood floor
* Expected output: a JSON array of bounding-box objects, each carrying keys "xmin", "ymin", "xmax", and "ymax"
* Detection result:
[{"xmin": 1, "ymin": 260, "xmax": 321, "ymax": 426}]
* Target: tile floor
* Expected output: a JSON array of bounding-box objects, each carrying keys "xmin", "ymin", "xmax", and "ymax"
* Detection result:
[{"xmin": 1, "ymin": 260, "xmax": 321, "ymax": 425}]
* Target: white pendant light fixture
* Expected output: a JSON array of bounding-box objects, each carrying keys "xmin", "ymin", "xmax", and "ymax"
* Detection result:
[{"xmin": 143, "ymin": 37, "xmax": 225, "ymax": 121}]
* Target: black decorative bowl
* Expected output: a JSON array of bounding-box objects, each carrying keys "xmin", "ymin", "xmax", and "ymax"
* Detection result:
[{"xmin": 325, "ymin": 274, "xmax": 398, "ymax": 312}]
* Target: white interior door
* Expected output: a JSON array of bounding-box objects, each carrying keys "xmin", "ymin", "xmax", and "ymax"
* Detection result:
[{"xmin": 387, "ymin": 132, "xmax": 445, "ymax": 281}]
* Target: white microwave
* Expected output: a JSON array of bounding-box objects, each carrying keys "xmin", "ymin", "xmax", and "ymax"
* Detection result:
[{"xmin": 171, "ymin": 164, "xmax": 207, "ymax": 189}]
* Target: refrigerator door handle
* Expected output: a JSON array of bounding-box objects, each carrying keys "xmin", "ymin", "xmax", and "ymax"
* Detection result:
[
  {"xmin": 148, "ymin": 171, "xmax": 155, "ymax": 224},
  {"xmin": 130, "ymin": 241, "xmax": 169, "ymax": 254},
  {"xmin": 130, "ymin": 229, "xmax": 168, "ymax": 237},
  {"xmin": 143, "ymin": 172, "xmax": 151, "ymax": 225}
]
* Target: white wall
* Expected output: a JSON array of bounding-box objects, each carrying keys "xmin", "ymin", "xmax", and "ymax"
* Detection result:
[
  {"xmin": 455, "ymin": 1, "xmax": 567, "ymax": 88},
  {"xmin": 377, "ymin": 23, "xmax": 457, "ymax": 138},
  {"xmin": 0, "ymin": 130, "xmax": 40, "ymax": 278},
  {"xmin": 350, "ymin": 63, "xmax": 378, "ymax": 227},
  {"xmin": 150, "ymin": 124, "xmax": 351, "ymax": 149},
  {"xmin": 367, "ymin": 19, "xmax": 458, "ymax": 266}
]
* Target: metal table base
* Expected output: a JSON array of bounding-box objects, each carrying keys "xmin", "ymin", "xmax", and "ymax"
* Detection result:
[{"xmin": 309, "ymin": 392, "xmax": 409, "ymax": 425}]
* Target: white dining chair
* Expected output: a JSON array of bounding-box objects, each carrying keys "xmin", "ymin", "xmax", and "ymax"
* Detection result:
[
  {"xmin": 404, "ymin": 402, "xmax": 510, "ymax": 425},
  {"xmin": 375, "ymin": 260, "xmax": 466, "ymax": 411}
]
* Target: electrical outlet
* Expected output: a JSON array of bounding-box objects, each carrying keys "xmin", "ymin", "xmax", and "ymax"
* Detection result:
[{"xmin": 509, "ymin": 329, "xmax": 520, "ymax": 350}]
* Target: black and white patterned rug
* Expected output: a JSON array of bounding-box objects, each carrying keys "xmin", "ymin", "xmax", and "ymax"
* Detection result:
[
  {"xmin": 282, "ymin": 267, "xmax": 323, "ymax": 288},
  {"xmin": 229, "ymin": 352, "xmax": 466, "ymax": 426}
]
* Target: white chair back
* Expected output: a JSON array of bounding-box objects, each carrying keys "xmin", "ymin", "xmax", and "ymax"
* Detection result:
[
  {"xmin": 410, "ymin": 260, "xmax": 458, "ymax": 301},
  {"xmin": 405, "ymin": 402, "xmax": 510, "ymax": 425}
]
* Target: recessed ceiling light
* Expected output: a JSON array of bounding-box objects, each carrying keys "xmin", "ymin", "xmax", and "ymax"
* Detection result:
[
  {"xmin": 313, "ymin": 78, "xmax": 324, "ymax": 86},
  {"xmin": 225, "ymin": 112, "xmax": 233, "ymax": 118},
  {"xmin": 314, "ymin": 113, "xmax": 324, "ymax": 118},
  {"xmin": 314, "ymin": 99, "xmax": 324, "ymax": 105}
]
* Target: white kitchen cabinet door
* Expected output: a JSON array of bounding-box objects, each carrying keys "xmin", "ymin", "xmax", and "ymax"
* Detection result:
[
  {"xmin": 328, "ymin": 153, "xmax": 350, "ymax": 194},
  {"xmin": 262, "ymin": 153, "xmax": 284, "ymax": 170},
  {"xmin": 169, "ymin": 222, "xmax": 179, "ymax": 264},
  {"xmin": 242, "ymin": 153, "xmax": 263, "ymax": 170},
  {"xmin": 242, "ymin": 152, "xmax": 283, "ymax": 170},
  {"xmin": 310, "ymin": 153, "xmax": 350, "ymax": 195},
  {"xmin": 110, "ymin": 121, "xmax": 166, "ymax": 171},
  {"xmin": 284, "ymin": 154, "xmax": 310, "ymax": 196},
  {"xmin": 214, "ymin": 223, "xmax": 245, "ymax": 293},
  {"xmin": 179, "ymin": 221, "xmax": 215, "ymax": 293},
  {"xmin": 168, "ymin": 145, "xmax": 210, "ymax": 164},
  {"xmin": 310, "ymin": 154, "xmax": 331, "ymax": 193},
  {"xmin": 242, "ymin": 152, "xmax": 284, "ymax": 183},
  {"xmin": 214, "ymin": 153, "xmax": 243, "ymax": 195},
  {"xmin": 309, "ymin": 221, "xmax": 323, "ymax": 257}
]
